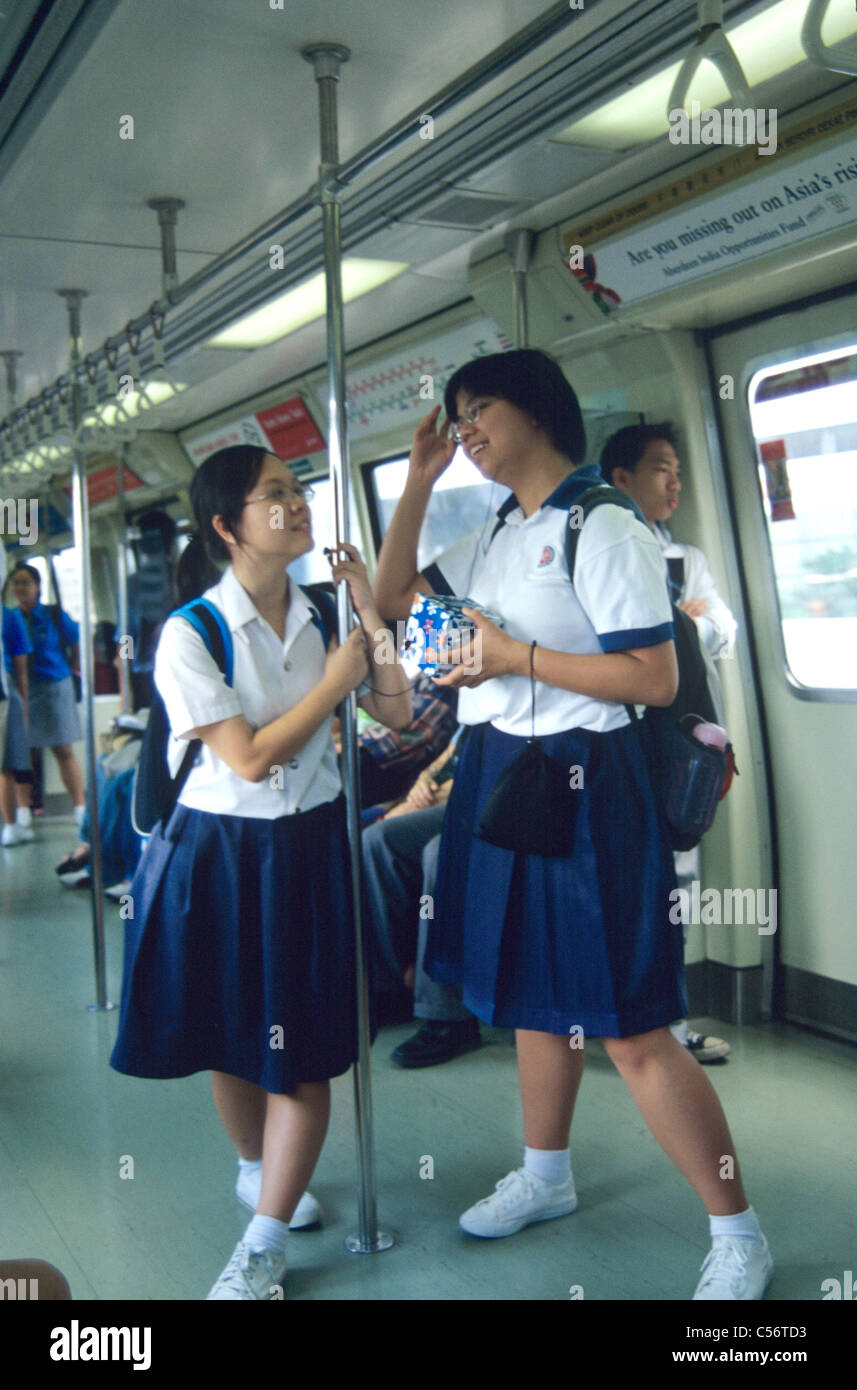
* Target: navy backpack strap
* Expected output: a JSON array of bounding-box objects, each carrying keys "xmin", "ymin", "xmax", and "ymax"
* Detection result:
[
  {"xmin": 174, "ymin": 599, "xmax": 234, "ymax": 685},
  {"xmin": 299, "ymin": 584, "xmax": 337, "ymax": 646},
  {"xmin": 666, "ymin": 555, "xmax": 686, "ymax": 604},
  {"xmin": 564, "ymin": 484, "xmax": 649, "ymax": 586}
]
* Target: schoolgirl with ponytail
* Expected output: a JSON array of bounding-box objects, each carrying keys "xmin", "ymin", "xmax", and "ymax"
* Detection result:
[{"xmin": 111, "ymin": 445, "xmax": 411, "ymax": 1299}]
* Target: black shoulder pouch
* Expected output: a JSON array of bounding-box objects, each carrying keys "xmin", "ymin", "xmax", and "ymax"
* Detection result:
[{"xmin": 475, "ymin": 642, "xmax": 577, "ymax": 856}]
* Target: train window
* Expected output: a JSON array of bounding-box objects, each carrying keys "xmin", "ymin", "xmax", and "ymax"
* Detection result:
[
  {"xmin": 288, "ymin": 475, "xmax": 361, "ymax": 587},
  {"xmin": 749, "ymin": 346, "xmax": 857, "ymax": 692},
  {"xmin": 365, "ymin": 450, "xmax": 511, "ymax": 571}
]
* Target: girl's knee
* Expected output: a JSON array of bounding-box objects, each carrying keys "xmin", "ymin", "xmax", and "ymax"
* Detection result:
[{"xmin": 602, "ymin": 1028, "xmax": 672, "ymax": 1070}]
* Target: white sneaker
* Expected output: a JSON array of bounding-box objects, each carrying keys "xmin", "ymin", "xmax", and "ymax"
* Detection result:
[
  {"xmin": 14, "ymin": 822, "xmax": 34, "ymax": 841},
  {"xmin": 459, "ymin": 1167, "xmax": 578, "ymax": 1238},
  {"xmin": 1, "ymin": 824, "xmax": 24, "ymax": 847},
  {"xmin": 693, "ymin": 1235, "xmax": 773, "ymax": 1300},
  {"xmin": 206, "ymin": 1240, "xmax": 286, "ymax": 1300},
  {"xmin": 235, "ymin": 1165, "xmax": 322, "ymax": 1231},
  {"xmin": 686, "ymin": 1030, "xmax": 731, "ymax": 1063},
  {"xmin": 105, "ymin": 880, "xmax": 132, "ymax": 901}
]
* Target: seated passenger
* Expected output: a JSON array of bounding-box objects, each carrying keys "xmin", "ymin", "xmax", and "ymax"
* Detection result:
[
  {"xmin": 356, "ymin": 674, "xmax": 457, "ymax": 810},
  {"xmin": 601, "ymin": 423, "xmax": 738, "ymax": 1064},
  {"xmin": 362, "ymin": 730, "xmax": 482, "ymax": 1063}
]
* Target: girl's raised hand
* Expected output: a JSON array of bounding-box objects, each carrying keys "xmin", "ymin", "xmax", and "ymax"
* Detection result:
[{"xmin": 408, "ymin": 406, "xmax": 456, "ymax": 489}]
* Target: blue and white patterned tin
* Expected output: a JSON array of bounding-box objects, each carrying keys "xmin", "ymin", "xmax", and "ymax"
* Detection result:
[{"xmin": 400, "ymin": 592, "xmax": 504, "ymax": 678}]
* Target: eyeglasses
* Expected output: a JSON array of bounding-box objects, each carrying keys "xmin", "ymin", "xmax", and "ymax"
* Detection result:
[
  {"xmin": 243, "ymin": 483, "xmax": 315, "ymax": 508},
  {"xmin": 451, "ymin": 399, "xmax": 493, "ymax": 445}
]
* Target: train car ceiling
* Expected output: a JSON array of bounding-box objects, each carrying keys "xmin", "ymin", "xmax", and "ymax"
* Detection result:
[{"xmin": 3, "ymin": 0, "xmax": 857, "ymax": 498}]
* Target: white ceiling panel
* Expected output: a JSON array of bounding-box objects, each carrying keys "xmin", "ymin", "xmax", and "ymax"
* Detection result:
[
  {"xmin": 2, "ymin": 0, "xmax": 854, "ymax": 473},
  {"xmin": 0, "ymin": 0, "xmax": 581, "ymax": 416}
]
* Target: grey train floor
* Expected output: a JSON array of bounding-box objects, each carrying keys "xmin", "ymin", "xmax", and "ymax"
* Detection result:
[{"xmin": 1, "ymin": 816, "xmax": 853, "ymax": 1303}]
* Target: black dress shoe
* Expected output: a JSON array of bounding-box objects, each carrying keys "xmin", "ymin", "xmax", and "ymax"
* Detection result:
[{"xmin": 390, "ymin": 1019, "xmax": 482, "ymax": 1069}]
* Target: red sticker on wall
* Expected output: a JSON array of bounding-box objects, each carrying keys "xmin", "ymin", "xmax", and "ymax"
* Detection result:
[{"xmin": 759, "ymin": 439, "xmax": 795, "ymax": 522}]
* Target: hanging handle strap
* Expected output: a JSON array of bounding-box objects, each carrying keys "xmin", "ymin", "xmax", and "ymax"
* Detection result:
[{"xmin": 529, "ymin": 639, "xmax": 537, "ymax": 741}]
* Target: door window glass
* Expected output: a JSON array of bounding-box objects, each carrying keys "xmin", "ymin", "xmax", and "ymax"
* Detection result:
[
  {"xmin": 749, "ymin": 347, "xmax": 857, "ymax": 690},
  {"xmin": 367, "ymin": 450, "xmax": 511, "ymax": 574}
]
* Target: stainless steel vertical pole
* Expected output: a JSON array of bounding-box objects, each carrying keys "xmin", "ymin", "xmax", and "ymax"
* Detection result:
[
  {"xmin": 505, "ymin": 229, "xmax": 536, "ymax": 348},
  {"xmin": 58, "ymin": 289, "xmax": 115, "ymax": 1012},
  {"xmin": 302, "ymin": 41, "xmax": 393, "ymax": 1255},
  {"xmin": 116, "ymin": 446, "xmax": 129, "ymax": 715}
]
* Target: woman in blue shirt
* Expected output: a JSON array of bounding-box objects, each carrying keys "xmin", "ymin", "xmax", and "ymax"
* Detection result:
[
  {"xmin": 1, "ymin": 602, "xmax": 35, "ymax": 846},
  {"xmin": 8, "ymin": 564, "xmax": 86, "ymax": 827}
]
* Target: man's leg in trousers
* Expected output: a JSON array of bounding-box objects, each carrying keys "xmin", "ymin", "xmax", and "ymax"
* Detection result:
[
  {"xmin": 413, "ymin": 833, "xmax": 474, "ymax": 1023},
  {"xmin": 361, "ymin": 804, "xmax": 449, "ymax": 999}
]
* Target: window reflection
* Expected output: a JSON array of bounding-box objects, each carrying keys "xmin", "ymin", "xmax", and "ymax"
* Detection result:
[{"xmin": 749, "ymin": 348, "xmax": 857, "ymax": 690}]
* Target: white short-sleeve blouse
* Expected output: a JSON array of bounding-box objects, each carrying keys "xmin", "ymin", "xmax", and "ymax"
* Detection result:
[
  {"xmin": 154, "ymin": 567, "xmax": 341, "ymax": 818},
  {"xmin": 422, "ymin": 465, "xmax": 674, "ymax": 736}
]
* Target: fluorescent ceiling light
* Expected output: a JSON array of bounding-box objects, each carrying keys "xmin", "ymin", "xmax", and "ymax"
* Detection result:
[
  {"xmin": 552, "ymin": 0, "xmax": 857, "ymax": 151},
  {"xmin": 5, "ymin": 443, "xmax": 73, "ymax": 474},
  {"xmin": 81, "ymin": 378, "xmax": 186, "ymax": 427},
  {"xmin": 206, "ymin": 259, "xmax": 409, "ymax": 350}
]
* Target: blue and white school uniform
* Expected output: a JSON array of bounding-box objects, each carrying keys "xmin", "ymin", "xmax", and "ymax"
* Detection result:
[
  {"xmin": 423, "ymin": 463, "xmax": 688, "ymax": 1038},
  {"xmin": 19, "ymin": 601, "xmax": 81, "ymax": 747},
  {"xmin": 2, "ymin": 607, "xmax": 33, "ymax": 773},
  {"xmin": 110, "ymin": 568, "xmax": 360, "ymax": 1094}
]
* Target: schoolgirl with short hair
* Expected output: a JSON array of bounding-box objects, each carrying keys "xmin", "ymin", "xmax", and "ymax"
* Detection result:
[
  {"xmin": 110, "ymin": 445, "xmax": 411, "ymax": 1300},
  {"xmin": 373, "ymin": 348, "xmax": 772, "ymax": 1301}
]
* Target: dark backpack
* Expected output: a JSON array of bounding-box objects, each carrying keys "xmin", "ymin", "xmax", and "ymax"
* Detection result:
[
  {"xmin": 564, "ymin": 485, "xmax": 735, "ymax": 850},
  {"xmin": 131, "ymin": 585, "xmax": 337, "ymax": 837}
]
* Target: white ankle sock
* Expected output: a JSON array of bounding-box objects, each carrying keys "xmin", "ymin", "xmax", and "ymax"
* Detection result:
[
  {"xmin": 709, "ymin": 1206, "xmax": 762, "ymax": 1241},
  {"xmin": 670, "ymin": 1019, "xmax": 690, "ymax": 1046},
  {"xmin": 244, "ymin": 1213, "xmax": 288, "ymax": 1255},
  {"xmin": 73, "ymin": 804, "xmax": 85, "ymax": 829},
  {"xmin": 16, "ymin": 807, "xmax": 32, "ymax": 827},
  {"xmin": 238, "ymin": 1157, "xmax": 262, "ymax": 1174},
  {"xmin": 524, "ymin": 1146, "xmax": 572, "ymax": 1186}
]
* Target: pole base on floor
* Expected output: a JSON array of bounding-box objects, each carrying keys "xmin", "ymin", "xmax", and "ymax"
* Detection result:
[
  {"xmin": 86, "ymin": 1001, "xmax": 117, "ymax": 1013},
  {"xmin": 345, "ymin": 1229, "xmax": 396, "ymax": 1254}
]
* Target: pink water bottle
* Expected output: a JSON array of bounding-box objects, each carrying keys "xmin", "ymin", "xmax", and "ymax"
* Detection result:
[{"xmin": 691, "ymin": 721, "xmax": 729, "ymax": 750}]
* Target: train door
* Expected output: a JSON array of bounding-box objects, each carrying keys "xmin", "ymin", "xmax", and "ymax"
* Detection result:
[{"xmin": 707, "ymin": 289, "xmax": 857, "ymax": 1040}]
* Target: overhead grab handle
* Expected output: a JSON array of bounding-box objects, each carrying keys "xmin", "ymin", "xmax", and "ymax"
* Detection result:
[
  {"xmin": 125, "ymin": 324, "xmax": 156, "ymax": 413},
  {"xmin": 146, "ymin": 308, "xmax": 185, "ymax": 402},
  {"xmin": 801, "ymin": 0, "xmax": 857, "ymax": 77},
  {"xmin": 668, "ymin": 0, "xmax": 752, "ymax": 118}
]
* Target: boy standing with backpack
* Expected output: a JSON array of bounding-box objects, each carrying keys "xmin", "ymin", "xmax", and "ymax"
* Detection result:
[{"xmin": 601, "ymin": 423, "xmax": 738, "ymax": 1064}]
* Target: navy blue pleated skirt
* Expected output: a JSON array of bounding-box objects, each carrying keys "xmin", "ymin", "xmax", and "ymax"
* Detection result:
[
  {"xmin": 427, "ymin": 722, "xmax": 687, "ymax": 1038},
  {"xmin": 110, "ymin": 796, "xmax": 359, "ymax": 1093}
]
